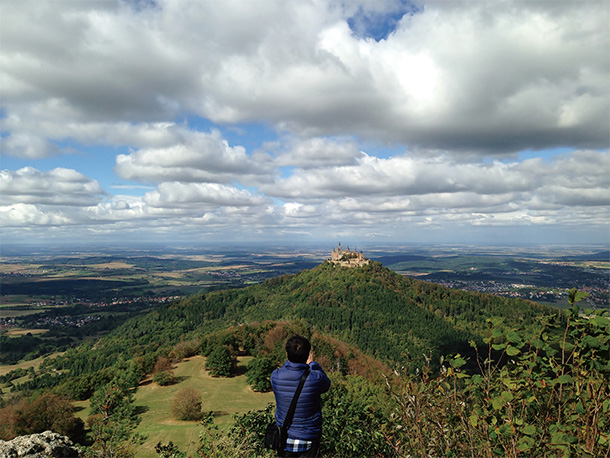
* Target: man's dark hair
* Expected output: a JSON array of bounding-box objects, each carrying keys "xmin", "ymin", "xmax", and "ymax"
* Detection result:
[{"xmin": 286, "ymin": 335, "xmax": 311, "ymax": 364}]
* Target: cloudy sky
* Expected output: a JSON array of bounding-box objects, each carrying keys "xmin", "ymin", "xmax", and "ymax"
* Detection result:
[{"xmin": 1, "ymin": 0, "xmax": 609, "ymax": 247}]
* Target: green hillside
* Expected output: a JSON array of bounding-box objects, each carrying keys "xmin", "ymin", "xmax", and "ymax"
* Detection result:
[
  {"xmin": 1, "ymin": 261, "xmax": 607, "ymax": 457},
  {"xmin": 95, "ymin": 261, "xmax": 554, "ymax": 367},
  {"xmin": 13, "ymin": 261, "xmax": 554, "ymax": 389}
]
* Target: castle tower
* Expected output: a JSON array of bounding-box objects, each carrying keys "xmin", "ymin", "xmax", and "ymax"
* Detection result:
[{"xmin": 329, "ymin": 243, "xmax": 370, "ymax": 267}]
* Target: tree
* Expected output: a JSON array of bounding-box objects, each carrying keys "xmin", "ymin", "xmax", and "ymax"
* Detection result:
[
  {"xmin": 0, "ymin": 393, "xmax": 85, "ymax": 443},
  {"xmin": 246, "ymin": 356, "xmax": 275, "ymax": 392},
  {"xmin": 205, "ymin": 346, "xmax": 235, "ymax": 377},
  {"xmin": 152, "ymin": 356, "xmax": 176, "ymax": 385},
  {"xmin": 172, "ymin": 387, "xmax": 203, "ymax": 421},
  {"xmin": 87, "ymin": 371, "xmax": 141, "ymax": 458},
  {"xmin": 153, "ymin": 357, "xmax": 173, "ymax": 373},
  {"xmin": 170, "ymin": 339, "xmax": 201, "ymax": 360}
]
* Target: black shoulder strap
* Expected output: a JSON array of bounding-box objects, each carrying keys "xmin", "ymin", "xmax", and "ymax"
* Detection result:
[{"xmin": 282, "ymin": 368, "xmax": 310, "ymax": 432}]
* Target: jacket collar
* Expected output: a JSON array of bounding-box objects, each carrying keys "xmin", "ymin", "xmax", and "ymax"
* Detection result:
[{"xmin": 283, "ymin": 360, "xmax": 309, "ymax": 370}]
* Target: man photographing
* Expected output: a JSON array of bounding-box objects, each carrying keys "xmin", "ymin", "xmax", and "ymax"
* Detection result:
[{"xmin": 271, "ymin": 335, "xmax": 331, "ymax": 457}]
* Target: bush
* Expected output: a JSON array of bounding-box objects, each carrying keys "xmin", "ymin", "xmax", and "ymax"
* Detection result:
[
  {"xmin": 0, "ymin": 393, "xmax": 85, "ymax": 443},
  {"xmin": 170, "ymin": 339, "xmax": 201, "ymax": 360},
  {"xmin": 246, "ymin": 356, "xmax": 276, "ymax": 391},
  {"xmin": 172, "ymin": 387, "xmax": 203, "ymax": 421},
  {"xmin": 227, "ymin": 404, "xmax": 277, "ymax": 457},
  {"xmin": 383, "ymin": 298, "xmax": 610, "ymax": 458},
  {"xmin": 322, "ymin": 374, "xmax": 393, "ymax": 457},
  {"xmin": 153, "ymin": 357, "xmax": 173, "ymax": 374},
  {"xmin": 153, "ymin": 370, "xmax": 176, "ymax": 386},
  {"xmin": 205, "ymin": 346, "xmax": 235, "ymax": 377}
]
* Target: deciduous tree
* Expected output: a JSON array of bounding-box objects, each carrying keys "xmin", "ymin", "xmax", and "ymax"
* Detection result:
[
  {"xmin": 246, "ymin": 356, "xmax": 275, "ymax": 392},
  {"xmin": 205, "ymin": 346, "xmax": 235, "ymax": 377},
  {"xmin": 172, "ymin": 387, "xmax": 203, "ymax": 421}
]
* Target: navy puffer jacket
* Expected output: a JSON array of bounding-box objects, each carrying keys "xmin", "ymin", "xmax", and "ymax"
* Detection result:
[{"xmin": 271, "ymin": 360, "xmax": 331, "ymax": 441}]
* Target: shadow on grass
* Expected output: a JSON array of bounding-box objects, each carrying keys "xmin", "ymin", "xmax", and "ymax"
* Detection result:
[
  {"xmin": 135, "ymin": 405, "xmax": 150, "ymax": 415},
  {"xmin": 233, "ymin": 365, "xmax": 248, "ymax": 377}
]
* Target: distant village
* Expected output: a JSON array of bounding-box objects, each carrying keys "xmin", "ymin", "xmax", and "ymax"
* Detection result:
[{"xmin": 0, "ymin": 295, "xmax": 180, "ymax": 332}]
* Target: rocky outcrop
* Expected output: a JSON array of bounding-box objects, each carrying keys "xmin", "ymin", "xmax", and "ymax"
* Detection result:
[{"xmin": 0, "ymin": 431, "xmax": 81, "ymax": 458}]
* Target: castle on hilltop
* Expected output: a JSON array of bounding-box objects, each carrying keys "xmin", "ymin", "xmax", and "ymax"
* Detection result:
[{"xmin": 329, "ymin": 243, "xmax": 370, "ymax": 267}]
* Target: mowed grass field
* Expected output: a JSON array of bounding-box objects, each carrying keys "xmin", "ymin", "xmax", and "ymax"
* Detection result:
[{"xmin": 75, "ymin": 355, "xmax": 275, "ymax": 458}]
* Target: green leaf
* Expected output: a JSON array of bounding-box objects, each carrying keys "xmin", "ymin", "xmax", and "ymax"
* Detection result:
[
  {"xmin": 522, "ymin": 424, "xmax": 536, "ymax": 436},
  {"xmin": 492, "ymin": 328, "xmax": 505, "ymax": 338},
  {"xmin": 517, "ymin": 439, "xmax": 533, "ymax": 452},
  {"xmin": 582, "ymin": 335, "xmax": 600, "ymax": 348},
  {"xmin": 501, "ymin": 391, "xmax": 514, "ymax": 402},
  {"xmin": 492, "ymin": 397, "xmax": 506, "ymax": 410},
  {"xmin": 550, "ymin": 431, "xmax": 567, "ymax": 445},
  {"xmin": 488, "ymin": 317, "xmax": 505, "ymax": 327},
  {"xmin": 568, "ymin": 287, "xmax": 589, "ymax": 304},
  {"xmin": 507, "ymin": 331, "xmax": 521, "ymax": 344},
  {"xmin": 589, "ymin": 316, "xmax": 610, "ymax": 328},
  {"xmin": 469, "ymin": 414, "xmax": 478, "ymax": 427},
  {"xmin": 506, "ymin": 345, "xmax": 520, "ymax": 356},
  {"xmin": 451, "ymin": 356, "xmax": 467, "ymax": 368},
  {"xmin": 556, "ymin": 374, "xmax": 574, "ymax": 384}
]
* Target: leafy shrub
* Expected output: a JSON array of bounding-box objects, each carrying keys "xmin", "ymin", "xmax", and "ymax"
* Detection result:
[
  {"xmin": 153, "ymin": 370, "xmax": 176, "ymax": 386},
  {"xmin": 321, "ymin": 374, "xmax": 393, "ymax": 457},
  {"xmin": 153, "ymin": 357, "xmax": 173, "ymax": 373},
  {"xmin": 155, "ymin": 441, "xmax": 186, "ymax": 458},
  {"xmin": 383, "ymin": 292, "xmax": 610, "ymax": 458},
  {"xmin": 0, "ymin": 393, "xmax": 85, "ymax": 443},
  {"xmin": 172, "ymin": 387, "xmax": 203, "ymax": 421},
  {"xmin": 228, "ymin": 404, "xmax": 276, "ymax": 457},
  {"xmin": 170, "ymin": 339, "xmax": 201, "ymax": 360}
]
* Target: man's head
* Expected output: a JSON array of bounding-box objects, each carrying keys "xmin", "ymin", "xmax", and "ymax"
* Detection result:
[{"xmin": 285, "ymin": 335, "xmax": 311, "ymax": 364}]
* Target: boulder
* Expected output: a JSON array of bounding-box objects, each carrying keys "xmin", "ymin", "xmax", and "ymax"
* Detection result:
[{"xmin": 0, "ymin": 431, "xmax": 80, "ymax": 458}]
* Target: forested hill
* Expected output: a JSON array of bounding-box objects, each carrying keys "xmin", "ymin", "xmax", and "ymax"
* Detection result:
[{"xmin": 97, "ymin": 261, "xmax": 556, "ymax": 367}]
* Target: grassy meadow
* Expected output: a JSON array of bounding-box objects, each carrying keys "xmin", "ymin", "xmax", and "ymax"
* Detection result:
[
  {"xmin": 0, "ymin": 352, "xmax": 64, "ymax": 378},
  {"xmin": 74, "ymin": 355, "xmax": 275, "ymax": 458}
]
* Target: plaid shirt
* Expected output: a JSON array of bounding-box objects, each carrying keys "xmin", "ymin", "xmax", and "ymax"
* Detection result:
[{"xmin": 285, "ymin": 437, "xmax": 313, "ymax": 453}]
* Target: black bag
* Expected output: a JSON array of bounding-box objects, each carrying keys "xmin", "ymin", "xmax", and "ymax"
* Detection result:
[
  {"xmin": 264, "ymin": 368, "xmax": 310, "ymax": 451},
  {"xmin": 264, "ymin": 422, "xmax": 284, "ymax": 450}
]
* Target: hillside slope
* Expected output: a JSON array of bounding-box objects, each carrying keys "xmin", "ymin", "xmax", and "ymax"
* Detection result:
[{"xmin": 92, "ymin": 261, "xmax": 555, "ymax": 368}]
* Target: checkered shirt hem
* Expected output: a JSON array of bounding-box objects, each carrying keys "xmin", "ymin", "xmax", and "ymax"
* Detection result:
[{"xmin": 285, "ymin": 437, "xmax": 313, "ymax": 452}]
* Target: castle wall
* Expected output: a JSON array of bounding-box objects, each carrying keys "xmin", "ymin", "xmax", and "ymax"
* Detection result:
[{"xmin": 329, "ymin": 244, "xmax": 370, "ymax": 267}]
